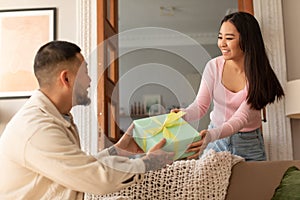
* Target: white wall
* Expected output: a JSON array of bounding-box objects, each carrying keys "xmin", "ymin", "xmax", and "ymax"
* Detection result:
[
  {"xmin": 118, "ymin": 42, "xmax": 214, "ymax": 132},
  {"xmin": 282, "ymin": 0, "xmax": 300, "ymax": 159},
  {"xmin": 0, "ymin": 0, "xmax": 77, "ymax": 135}
]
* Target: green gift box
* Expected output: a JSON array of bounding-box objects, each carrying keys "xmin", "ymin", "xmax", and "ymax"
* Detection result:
[{"xmin": 133, "ymin": 111, "xmax": 201, "ymax": 160}]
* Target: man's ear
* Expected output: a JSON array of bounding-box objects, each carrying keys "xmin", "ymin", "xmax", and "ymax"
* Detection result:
[{"xmin": 59, "ymin": 70, "xmax": 71, "ymax": 87}]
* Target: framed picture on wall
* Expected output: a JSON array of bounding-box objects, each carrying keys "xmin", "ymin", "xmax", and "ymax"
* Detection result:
[{"xmin": 0, "ymin": 7, "xmax": 56, "ymax": 99}]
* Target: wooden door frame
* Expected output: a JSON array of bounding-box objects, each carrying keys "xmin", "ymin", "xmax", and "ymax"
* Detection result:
[
  {"xmin": 238, "ymin": 0, "xmax": 254, "ymax": 14},
  {"xmin": 97, "ymin": 0, "xmax": 120, "ymax": 149}
]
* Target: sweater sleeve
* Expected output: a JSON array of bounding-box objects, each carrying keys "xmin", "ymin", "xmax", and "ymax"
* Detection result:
[
  {"xmin": 183, "ymin": 60, "xmax": 215, "ymax": 122},
  {"xmin": 208, "ymin": 101, "xmax": 260, "ymax": 141},
  {"xmin": 24, "ymin": 125, "xmax": 145, "ymax": 196}
]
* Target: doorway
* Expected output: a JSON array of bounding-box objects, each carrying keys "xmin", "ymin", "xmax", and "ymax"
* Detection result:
[{"xmin": 117, "ymin": 0, "xmax": 238, "ymax": 132}]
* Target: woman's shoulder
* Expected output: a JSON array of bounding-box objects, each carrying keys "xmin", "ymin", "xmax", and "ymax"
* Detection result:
[{"xmin": 205, "ymin": 56, "xmax": 224, "ymax": 72}]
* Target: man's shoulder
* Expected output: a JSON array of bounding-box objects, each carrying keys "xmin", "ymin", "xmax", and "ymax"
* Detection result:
[
  {"xmin": 16, "ymin": 91, "xmax": 65, "ymax": 126},
  {"xmin": 2, "ymin": 96, "xmax": 65, "ymax": 143},
  {"xmin": 0, "ymin": 102, "xmax": 55, "ymax": 163},
  {"xmin": 11, "ymin": 97, "xmax": 54, "ymax": 124}
]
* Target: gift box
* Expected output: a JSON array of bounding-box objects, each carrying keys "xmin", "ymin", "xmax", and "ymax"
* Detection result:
[{"xmin": 133, "ymin": 111, "xmax": 201, "ymax": 160}]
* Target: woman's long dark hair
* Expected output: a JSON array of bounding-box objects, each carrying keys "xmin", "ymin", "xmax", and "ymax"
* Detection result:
[{"xmin": 221, "ymin": 12, "xmax": 284, "ymax": 110}]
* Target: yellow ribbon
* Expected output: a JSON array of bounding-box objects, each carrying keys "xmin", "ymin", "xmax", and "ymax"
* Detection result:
[{"xmin": 142, "ymin": 111, "xmax": 186, "ymax": 153}]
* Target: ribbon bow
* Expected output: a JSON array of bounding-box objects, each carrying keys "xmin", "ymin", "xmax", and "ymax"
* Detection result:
[{"xmin": 142, "ymin": 111, "xmax": 186, "ymax": 151}]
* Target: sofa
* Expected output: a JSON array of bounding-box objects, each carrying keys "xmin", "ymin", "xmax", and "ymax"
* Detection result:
[
  {"xmin": 226, "ymin": 160, "xmax": 300, "ymax": 200},
  {"xmin": 85, "ymin": 152, "xmax": 300, "ymax": 200}
]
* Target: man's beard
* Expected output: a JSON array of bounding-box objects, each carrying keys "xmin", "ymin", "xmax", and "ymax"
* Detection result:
[{"xmin": 73, "ymin": 88, "xmax": 91, "ymax": 106}]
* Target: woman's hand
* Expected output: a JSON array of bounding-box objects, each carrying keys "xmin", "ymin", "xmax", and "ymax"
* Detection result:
[
  {"xmin": 185, "ymin": 130, "xmax": 211, "ymax": 159},
  {"xmin": 170, "ymin": 108, "xmax": 182, "ymax": 113}
]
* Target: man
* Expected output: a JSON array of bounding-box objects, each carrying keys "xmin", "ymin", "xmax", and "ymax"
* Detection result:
[{"xmin": 0, "ymin": 41, "xmax": 173, "ymax": 199}]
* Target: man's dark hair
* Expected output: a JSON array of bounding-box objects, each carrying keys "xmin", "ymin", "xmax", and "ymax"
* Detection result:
[{"xmin": 34, "ymin": 40, "xmax": 81, "ymax": 87}]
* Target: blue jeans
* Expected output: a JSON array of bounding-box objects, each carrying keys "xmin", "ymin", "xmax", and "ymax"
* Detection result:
[{"xmin": 204, "ymin": 123, "xmax": 266, "ymax": 161}]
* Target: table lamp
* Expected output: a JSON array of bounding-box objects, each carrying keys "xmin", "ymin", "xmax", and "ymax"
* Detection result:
[{"xmin": 285, "ymin": 79, "xmax": 300, "ymax": 119}]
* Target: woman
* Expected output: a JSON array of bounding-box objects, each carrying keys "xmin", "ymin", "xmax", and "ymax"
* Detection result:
[{"xmin": 177, "ymin": 12, "xmax": 284, "ymax": 161}]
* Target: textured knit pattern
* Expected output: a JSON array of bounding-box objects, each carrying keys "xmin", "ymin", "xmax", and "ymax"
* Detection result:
[{"xmin": 85, "ymin": 150, "xmax": 243, "ymax": 200}]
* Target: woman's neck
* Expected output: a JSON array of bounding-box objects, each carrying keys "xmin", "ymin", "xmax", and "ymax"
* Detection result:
[{"xmin": 226, "ymin": 56, "xmax": 245, "ymax": 73}]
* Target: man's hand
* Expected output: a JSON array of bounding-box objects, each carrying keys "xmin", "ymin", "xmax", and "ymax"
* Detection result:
[
  {"xmin": 185, "ymin": 130, "xmax": 212, "ymax": 159},
  {"xmin": 142, "ymin": 138, "xmax": 174, "ymax": 172},
  {"xmin": 115, "ymin": 123, "xmax": 174, "ymax": 171},
  {"xmin": 114, "ymin": 124, "xmax": 144, "ymax": 157}
]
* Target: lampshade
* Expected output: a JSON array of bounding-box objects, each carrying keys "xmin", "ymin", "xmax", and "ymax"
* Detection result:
[{"xmin": 285, "ymin": 79, "xmax": 300, "ymax": 118}]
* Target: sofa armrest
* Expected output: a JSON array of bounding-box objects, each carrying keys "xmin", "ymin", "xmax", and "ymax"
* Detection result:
[{"xmin": 225, "ymin": 160, "xmax": 300, "ymax": 200}]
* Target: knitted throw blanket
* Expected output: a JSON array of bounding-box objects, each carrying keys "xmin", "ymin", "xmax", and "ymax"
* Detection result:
[{"xmin": 85, "ymin": 150, "xmax": 244, "ymax": 200}]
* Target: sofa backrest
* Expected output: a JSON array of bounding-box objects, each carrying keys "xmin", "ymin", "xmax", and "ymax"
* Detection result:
[{"xmin": 226, "ymin": 160, "xmax": 300, "ymax": 200}]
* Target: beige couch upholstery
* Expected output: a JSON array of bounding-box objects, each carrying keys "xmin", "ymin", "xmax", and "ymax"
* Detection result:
[{"xmin": 226, "ymin": 160, "xmax": 300, "ymax": 200}]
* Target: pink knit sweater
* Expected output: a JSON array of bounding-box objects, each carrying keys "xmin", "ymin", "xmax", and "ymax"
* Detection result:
[{"xmin": 183, "ymin": 56, "xmax": 262, "ymax": 141}]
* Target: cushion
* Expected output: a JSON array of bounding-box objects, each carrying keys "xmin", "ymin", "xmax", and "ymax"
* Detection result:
[{"xmin": 272, "ymin": 166, "xmax": 300, "ymax": 200}]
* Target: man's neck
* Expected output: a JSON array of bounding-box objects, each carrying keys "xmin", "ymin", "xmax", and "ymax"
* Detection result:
[{"xmin": 39, "ymin": 88, "xmax": 72, "ymax": 114}]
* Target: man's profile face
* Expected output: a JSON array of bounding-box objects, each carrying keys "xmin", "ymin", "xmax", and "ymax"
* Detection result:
[{"xmin": 73, "ymin": 53, "xmax": 91, "ymax": 106}]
